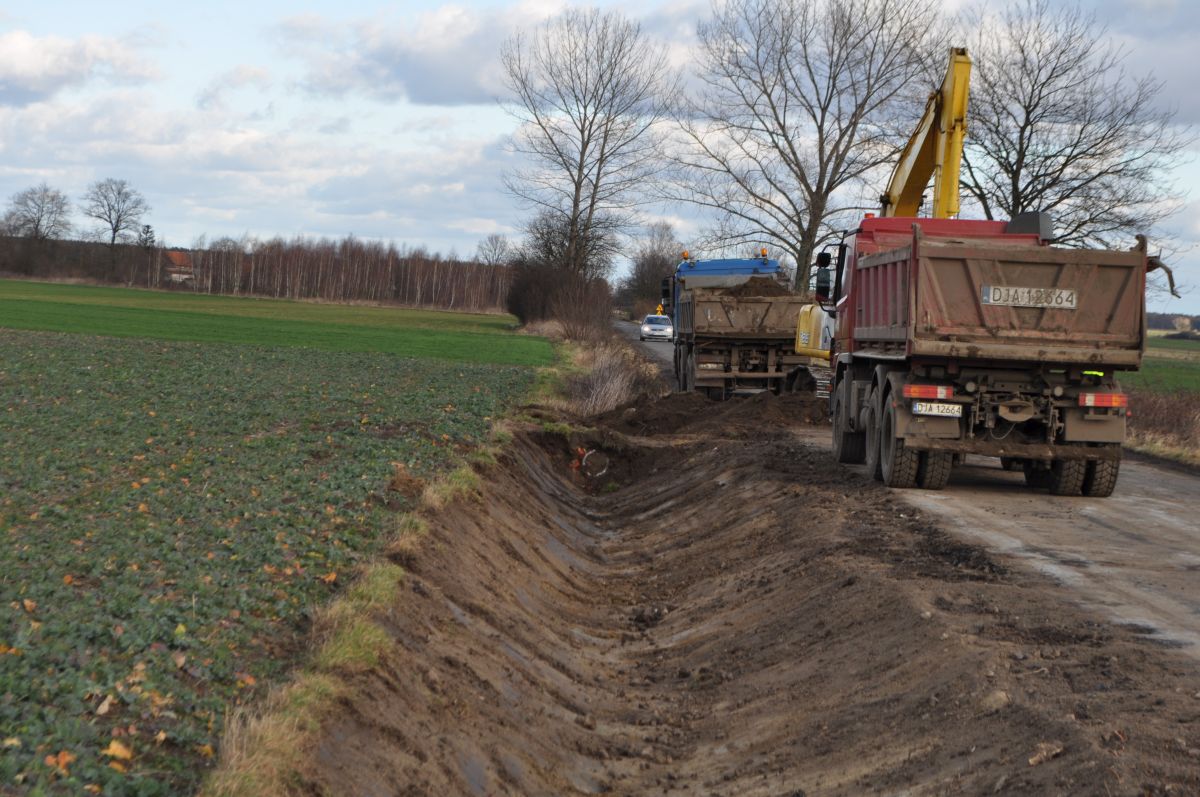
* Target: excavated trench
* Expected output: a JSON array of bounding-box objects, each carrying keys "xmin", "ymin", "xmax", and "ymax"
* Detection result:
[{"xmin": 300, "ymin": 394, "xmax": 1199, "ymax": 796}]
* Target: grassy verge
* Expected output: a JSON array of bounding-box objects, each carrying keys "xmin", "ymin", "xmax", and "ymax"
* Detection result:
[{"xmin": 1126, "ymin": 388, "xmax": 1200, "ymax": 467}]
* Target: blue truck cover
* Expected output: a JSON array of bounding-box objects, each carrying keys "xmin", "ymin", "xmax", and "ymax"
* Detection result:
[{"xmin": 668, "ymin": 256, "xmax": 780, "ymax": 328}]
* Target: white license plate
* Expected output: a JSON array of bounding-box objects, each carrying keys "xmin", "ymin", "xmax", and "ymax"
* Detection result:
[
  {"xmin": 912, "ymin": 401, "xmax": 962, "ymax": 417},
  {"xmin": 981, "ymin": 285, "xmax": 1076, "ymax": 309}
]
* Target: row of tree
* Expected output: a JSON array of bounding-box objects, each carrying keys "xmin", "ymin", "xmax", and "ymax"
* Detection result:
[
  {"xmin": 0, "ymin": 233, "xmax": 512, "ymax": 312},
  {"xmin": 499, "ymin": 0, "xmax": 1190, "ymax": 318},
  {"xmin": 2, "ymin": 179, "xmax": 151, "ymax": 247}
]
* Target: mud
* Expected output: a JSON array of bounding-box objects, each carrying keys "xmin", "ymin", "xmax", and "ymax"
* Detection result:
[
  {"xmin": 300, "ymin": 393, "xmax": 1200, "ymax": 796},
  {"xmin": 717, "ymin": 277, "xmax": 794, "ymax": 298}
]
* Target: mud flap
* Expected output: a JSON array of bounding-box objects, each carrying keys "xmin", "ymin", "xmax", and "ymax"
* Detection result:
[
  {"xmin": 895, "ymin": 402, "xmax": 962, "ymax": 439},
  {"xmin": 1062, "ymin": 408, "xmax": 1125, "ymax": 443}
]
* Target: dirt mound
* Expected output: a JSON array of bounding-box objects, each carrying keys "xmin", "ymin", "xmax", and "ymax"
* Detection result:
[
  {"xmin": 717, "ymin": 275, "xmax": 794, "ymax": 298},
  {"xmin": 599, "ymin": 390, "xmax": 827, "ymax": 437},
  {"xmin": 292, "ymin": 405, "xmax": 1200, "ymax": 795}
]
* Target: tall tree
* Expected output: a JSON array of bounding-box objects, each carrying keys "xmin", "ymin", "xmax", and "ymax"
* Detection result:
[
  {"xmin": 960, "ymin": 0, "xmax": 1191, "ymax": 249},
  {"xmin": 624, "ymin": 221, "xmax": 682, "ymax": 306},
  {"xmin": 667, "ymin": 0, "xmax": 939, "ymax": 291},
  {"xmin": 475, "ymin": 233, "xmax": 512, "ymax": 267},
  {"xmin": 3, "ymin": 183, "xmax": 71, "ymax": 241},
  {"xmin": 82, "ymin": 178, "xmax": 150, "ymax": 247},
  {"xmin": 501, "ymin": 8, "xmax": 675, "ymax": 281}
]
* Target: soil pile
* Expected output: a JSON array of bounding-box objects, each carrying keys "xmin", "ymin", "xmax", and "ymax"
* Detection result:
[
  {"xmin": 718, "ymin": 276, "xmax": 794, "ymax": 298},
  {"xmin": 297, "ymin": 394, "xmax": 1200, "ymax": 796},
  {"xmin": 600, "ymin": 390, "xmax": 827, "ymax": 437}
]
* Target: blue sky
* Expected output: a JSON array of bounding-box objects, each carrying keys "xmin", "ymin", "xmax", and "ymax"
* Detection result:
[{"xmin": 2, "ymin": 0, "xmax": 1199, "ymax": 313}]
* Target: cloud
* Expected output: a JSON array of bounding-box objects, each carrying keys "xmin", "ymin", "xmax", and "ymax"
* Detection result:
[
  {"xmin": 274, "ymin": 3, "xmax": 567, "ymax": 106},
  {"xmin": 196, "ymin": 65, "xmax": 272, "ymax": 111},
  {"xmin": 0, "ymin": 29, "xmax": 156, "ymax": 106}
]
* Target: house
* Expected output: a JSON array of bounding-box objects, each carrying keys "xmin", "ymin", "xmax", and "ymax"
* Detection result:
[{"xmin": 163, "ymin": 250, "xmax": 193, "ymax": 283}]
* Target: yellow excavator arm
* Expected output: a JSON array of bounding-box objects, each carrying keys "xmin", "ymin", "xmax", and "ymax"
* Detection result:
[{"xmin": 880, "ymin": 47, "xmax": 972, "ymax": 218}]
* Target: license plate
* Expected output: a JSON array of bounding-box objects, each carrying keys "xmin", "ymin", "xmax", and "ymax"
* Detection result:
[
  {"xmin": 981, "ymin": 285, "xmax": 1076, "ymax": 309},
  {"xmin": 913, "ymin": 401, "xmax": 962, "ymax": 417}
]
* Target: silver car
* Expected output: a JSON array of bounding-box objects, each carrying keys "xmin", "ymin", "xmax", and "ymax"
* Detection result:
[{"xmin": 640, "ymin": 314, "xmax": 673, "ymax": 341}]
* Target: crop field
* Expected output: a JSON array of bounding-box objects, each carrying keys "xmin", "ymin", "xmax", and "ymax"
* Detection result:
[
  {"xmin": 1125, "ymin": 336, "xmax": 1200, "ymax": 393},
  {"xmin": 0, "ymin": 283, "xmax": 549, "ymax": 794},
  {"xmin": 0, "ymin": 280, "xmax": 550, "ymax": 366}
]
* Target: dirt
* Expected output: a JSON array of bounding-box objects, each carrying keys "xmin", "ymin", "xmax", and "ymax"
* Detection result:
[
  {"xmin": 296, "ymin": 392, "xmax": 1200, "ymax": 796},
  {"xmin": 717, "ymin": 276, "xmax": 795, "ymax": 298}
]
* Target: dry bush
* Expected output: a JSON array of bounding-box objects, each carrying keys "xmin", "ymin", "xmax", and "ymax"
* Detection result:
[
  {"xmin": 1127, "ymin": 389, "xmax": 1200, "ymax": 464},
  {"xmin": 565, "ymin": 341, "xmax": 666, "ymax": 415},
  {"xmin": 519, "ymin": 319, "xmax": 566, "ymax": 339}
]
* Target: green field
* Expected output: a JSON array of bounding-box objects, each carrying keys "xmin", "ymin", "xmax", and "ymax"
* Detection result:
[
  {"xmin": 0, "ymin": 283, "xmax": 548, "ymax": 794},
  {"xmin": 0, "ymin": 280, "xmax": 551, "ymax": 366},
  {"xmin": 1128, "ymin": 335, "xmax": 1200, "ymax": 392}
]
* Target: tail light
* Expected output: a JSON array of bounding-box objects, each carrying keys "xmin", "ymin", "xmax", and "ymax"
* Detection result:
[
  {"xmin": 1078, "ymin": 393, "xmax": 1127, "ymax": 408},
  {"xmin": 902, "ymin": 384, "xmax": 954, "ymax": 400}
]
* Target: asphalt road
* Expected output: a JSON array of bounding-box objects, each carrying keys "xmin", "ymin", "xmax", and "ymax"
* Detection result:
[{"xmin": 621, "ymin": 324, "xmax": 1200, "ymax": 659}]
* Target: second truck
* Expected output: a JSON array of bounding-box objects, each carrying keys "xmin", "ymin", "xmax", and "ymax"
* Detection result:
[{"xmin": 663, "ymin": 250, "xmax": 831, "ymax": 400}]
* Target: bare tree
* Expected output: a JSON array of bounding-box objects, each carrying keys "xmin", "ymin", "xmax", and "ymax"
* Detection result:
[
  {"xmin": 623, "ymin": 221, "xmax": 682, "ymax": 307},
  {"xmin": 960, "ymin": 0, "xmax": 1192, "ymax": 250},
  {"xmin": 475, "ymin": 233, "xmax": 512, "ymax": 266},
  {"xmin": 501, "ymin": 8, "xmax": 676, "ymax": 281},
  {"xmin": 666, "ymin": 0, "xmax": 940, "ymax": 291},
  {"xmin": 82, "ymin": 178, "xmax": 150, "ymax": 247},
  {"xmin": 3, "ymin": 183, "xmax": 72, "ymax": 241}
]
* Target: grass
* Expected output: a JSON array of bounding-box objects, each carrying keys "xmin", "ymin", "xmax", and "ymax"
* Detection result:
[
  {"xmin": 0, "ymin": 326, "xmax": 537, "ymax": 795},
  {"xmin": 0, "ymin": 279, "xmax": 553, "ymax": 367},
  {"xmin": 1121, "ymin": 336, "xmax": 1200, "ymax": 393}
]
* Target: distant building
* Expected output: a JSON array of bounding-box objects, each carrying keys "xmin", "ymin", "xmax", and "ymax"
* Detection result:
[{"xmin": 164, "ymin": 250, "xmax": 193, "ymax": 283}]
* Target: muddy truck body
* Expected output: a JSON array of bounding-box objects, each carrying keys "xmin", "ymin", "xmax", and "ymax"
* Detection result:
[
  {"xmin": 664, "ymin": 255, "xmax": 823, "ymax": 399},
  {"xmin": 828, "ymin": 215, "xmax": 1147, "ymax": 496}
]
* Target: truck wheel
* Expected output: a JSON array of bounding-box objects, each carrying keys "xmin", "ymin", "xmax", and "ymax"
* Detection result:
[
  {"xmin": 684, "ymin": 350, "xmax": 696, "ymax": 392},
  {"xmin": 1082, "ymin": 455, "xmax": 1121, "ymax": 498},
  {"xmin": 832, "ymin": 378, "xmax": 866, "ymax": 464},
  {"xmin": 1023, "ymin": 461, "xmax": 1051, "ymax": 489},
  {"xmin": 918, "ymin": 451, "xmax": 954, "ymax": 490},
  {"xmin": 863, "ymin": 388, "xmax": 883, "ymax": 481},
  {"xmin": 880, "ymin": 394, "xmax": 920, "ymax": 488},
  {"xmin": 1048, "ymin": 459, "xmax": 1086, "ymax": 496}
]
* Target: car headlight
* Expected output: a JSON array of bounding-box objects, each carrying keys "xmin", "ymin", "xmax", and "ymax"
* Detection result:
[{"xmin": 641, "ymin": 325, "xmax": 651, "ymax": 332}]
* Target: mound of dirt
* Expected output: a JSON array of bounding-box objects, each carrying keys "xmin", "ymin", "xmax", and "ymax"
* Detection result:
[
  {"xmin": 717, "ymin": 275, "xmax": 794, "ymax": 298},
  {"xmin": 599, "ymin": 391, "xmax": 828, "ymax": 437},
  {"xmin": 292, "ymin": 399, "xmax": 1200, "ymax": 796}
]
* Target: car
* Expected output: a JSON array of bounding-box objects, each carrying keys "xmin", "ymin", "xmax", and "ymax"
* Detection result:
[{"xmin": 639, "ymin": 314, "xmax": 673, "ymax": 342}]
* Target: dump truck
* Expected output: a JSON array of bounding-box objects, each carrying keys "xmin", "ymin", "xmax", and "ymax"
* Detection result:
[
  {"xmin": 664, "ymin": 252, "xmax": 823, "ymax": 399},
  {"xmin": 826, "ymin": 213, "xmax": 1148, "ymax": 496}
]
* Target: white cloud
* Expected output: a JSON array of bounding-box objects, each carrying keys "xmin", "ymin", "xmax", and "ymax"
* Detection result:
[
  {"xmin": 196, "ymin": 65, "xmax": 272, "ymax": 111},
  {"xmin": 275, "ymin": 2, "xmax": 568, "ymax": 106},
  {"xmin": 0, "ymin": 29, "xmax": 157, "ymax": 106}
]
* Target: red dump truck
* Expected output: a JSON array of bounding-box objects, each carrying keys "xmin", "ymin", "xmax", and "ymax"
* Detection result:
[{"xmin": 828, "ymin": 214, "xmax": 1147, "ymax": 496}]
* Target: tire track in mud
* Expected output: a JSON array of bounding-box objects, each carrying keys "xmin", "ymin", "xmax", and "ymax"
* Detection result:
[{"xmin": 299, "ymin": 395, "xmax": 1200, "ymax": 796}]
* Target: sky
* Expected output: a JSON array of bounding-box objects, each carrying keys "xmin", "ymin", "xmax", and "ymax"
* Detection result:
[{"xmin": 1, "ymin": 0, "xmax": 1199, "ymax": 313}]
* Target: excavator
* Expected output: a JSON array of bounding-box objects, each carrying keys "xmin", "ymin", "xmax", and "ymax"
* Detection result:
[{"xmin": 788, "ymin": 49, "xmax": 972, "ymax": 400}]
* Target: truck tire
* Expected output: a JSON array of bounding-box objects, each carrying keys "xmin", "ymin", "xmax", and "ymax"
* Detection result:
[
  {"xmin": 684, "ymin": 349, "xmax": 696, "ymax": 393},
  {"xmin": 1023, "ymin": 460, "xmax": 1051, "ymax": 489},
  {"xmin": 880, "ymin": 394, "xmax": 920, "ymax": 488},
  {"xmin": 831, "ymin": 377, "xmax": 866, "ymax": 464},
  {"xmin": 1083, "ymin": 455, "xmax": 1121, "ymax": 498},
  {"xmin": 918, "ymin": 451, "xmax": 954, "ymax": 490},
  {"xmin": 1048, "ymin": 458, "xmax": 1086, "ymax": 496},
  {"xmin": 863, "ymin": 388, "xmax": 883, "ymax": 481}
]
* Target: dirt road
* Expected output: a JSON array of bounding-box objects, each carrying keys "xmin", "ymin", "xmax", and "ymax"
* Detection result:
[
  {"xmin": 619, "ymin": 324, "xmax": 1200, "ymax": 659},
  {"xmin": 296, "ymin": 390, "xmax": 1198, "ymax": 795}
]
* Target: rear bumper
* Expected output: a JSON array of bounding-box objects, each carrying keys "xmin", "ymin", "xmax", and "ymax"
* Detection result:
[{"xmin": 902, "ymin": 437, "xmax": 1120, "ymax": 461}]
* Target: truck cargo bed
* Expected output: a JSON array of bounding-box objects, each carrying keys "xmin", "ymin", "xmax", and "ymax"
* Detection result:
[{"xmin": 852, "ymin": 231, "xmax": 1145, "ymax": 366}]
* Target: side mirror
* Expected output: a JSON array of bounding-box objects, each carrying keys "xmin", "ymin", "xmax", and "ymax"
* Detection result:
[
  {"xmin": 816, "ymin": 251, "xmax": 832, "ymax": 268},
  {"xmin": 814, "ymin": 267, "xmax": 832, "ymax": 301}
]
